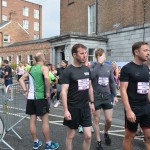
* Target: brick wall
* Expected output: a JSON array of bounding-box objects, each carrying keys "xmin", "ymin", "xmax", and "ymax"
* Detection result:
[
  {"xmin": 1, "ymin": 0, "xmax": 42, "ymax": 39},
  {"xmin": 0, "ymin": 21, "xmax": 30, "ymax": 47},
  {"xmin": 0, "ymin": 41, "xmax": 50, "ymax": 65},
  {"xmin": 60, "ymin": 0, "xmax": 150, "ymax": 34}
]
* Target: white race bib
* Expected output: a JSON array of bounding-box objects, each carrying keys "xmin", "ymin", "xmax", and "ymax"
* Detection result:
[
  {"xmin": 137, "ymin": 82, "xmax": 149, "ymax": 94},
  {"xmin": 98, "ymin": 77, "xmax": 109, "ymax": 86},
  {"xmin": 78, "ymin": 78, "xmax": 89, "ymax": 91}
]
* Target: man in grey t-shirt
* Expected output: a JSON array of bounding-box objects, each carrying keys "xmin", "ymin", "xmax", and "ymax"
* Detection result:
[{"xmin": 91, "ymin": 48, "xmax": 118, "ymax": 150}]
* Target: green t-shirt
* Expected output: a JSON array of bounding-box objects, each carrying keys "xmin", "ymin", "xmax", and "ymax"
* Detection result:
[
  {"xmin": 25, "ymin": 65, "xmax": 31, "ymax": 71},
  {"xmin": 49, "ymin": 72, "xmax": 55, "ymax": 83}
]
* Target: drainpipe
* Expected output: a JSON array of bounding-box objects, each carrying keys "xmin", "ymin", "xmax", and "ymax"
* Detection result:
[
  {"xmin": 96, "ymin": 0, "xmax": 98, "ymax": 35},
  {"xmin": 142, "ymin": 0, "xmax": 146, "ymax": 41}
]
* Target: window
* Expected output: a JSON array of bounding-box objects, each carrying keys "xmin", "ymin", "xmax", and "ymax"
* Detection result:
[
  {"xmin": 88, "ymin": 4, "xmax": 96, "ymax": 34},
  {"xmin": 34, "ymin": 9, "xmax": 39, "ymax": 19},
  {"xmin": 17, "ymin": 55, "xmax": 21, "ymax": 64},
  {"xmin": 34, "ymin": 34, "xmax": 39, "ymax": 40},
  {"xmin": 28, "ymin": 55, "xmax": 33, "ymax": 65},
  {"xmin": 23, "ymin": 7, "xmax": 29, "ymax": 16},
  {"xmin": 107, "ymin": 49, "xmax": 111, "ymax": 57},
  {"xmin": 2, "ymin": 15, "xmax": 7, "ymax": 21},
  {"xmin": 7, "ymin": 56, "xmax": 11, "ymax": 63},
  {"xmin": 88, "ymin": 48, "xmax": 95, "ymax": 62},
  {"xmin": 3, "ymin": 34, "xmax": 10, "ymax": 42},
  {"xmin": 0, "ymin": 57, "xmax": 3, "ymax": 64},
  {"xmin": 2, "ymin": 1, "xmax": 7, "ymax": 7},
  {"xmin": 23, "ymin": 20, "xmax": 29, "ymax": 29},
  {"xmin": 34, "ymin": 22, "xmax": 39, "ymax": 31}
]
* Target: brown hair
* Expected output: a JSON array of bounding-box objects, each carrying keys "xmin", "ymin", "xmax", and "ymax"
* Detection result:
[
  {"xmin": 71, "ymin": 43, "xmax": 87, "ymax": 56},
  {"xmin": 3, "ymin": 60, "xmax": 9, "ymax": 64},
  {"xmin": 95, "ymin": 48, "xmax": 105, "ymax": 60},
  {"xmin": 132, "ymin": 41, "xmax": 148, "ymax": 56}
]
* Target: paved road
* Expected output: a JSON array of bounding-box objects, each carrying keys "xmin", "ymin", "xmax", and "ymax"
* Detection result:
[{"xmin": 0, "ymin": 93, "xmax": 145, "ymax": 150}]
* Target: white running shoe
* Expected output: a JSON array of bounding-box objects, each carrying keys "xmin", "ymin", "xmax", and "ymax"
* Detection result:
[{"xmin": 54, "ymin": 101, "xmax": 61, "ymax": 108}]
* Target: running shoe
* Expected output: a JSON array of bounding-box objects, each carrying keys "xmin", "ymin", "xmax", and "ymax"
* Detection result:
[
  {"xmin": 33, "ymin": 140, "xmax": 42, "ymax": 149},
  {"xmin": 54, "ymin": 100, "xmax": 61, "ymax": 108},
  {"xmin": 45, "ymin": 141, "xmax": 59, "ymax": 150},
  {"xmin": 78, "ymin": 126, "xmax": 83, "ymax": 133},
  {"xmin": 104, "ymin": 133, "xmax": 111, "ymax": 145},
  {"xmin": 96, "ymin": 141, "xmax": 103, "ymax": 150}
]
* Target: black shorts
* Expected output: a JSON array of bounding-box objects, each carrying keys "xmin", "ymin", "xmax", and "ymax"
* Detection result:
[
  {"xmin": 95, "ymin": 101, "xmax": 113, "ymax": 110},
  {"xmin": 63, "ymin": 105, "xmax": 92, "ymax": 129},
  {"xmin": 94, "ymin": 91, "xmax": 113, "ymax": 110},
  {"xmin": 17, "ymin": 75, "xmax": 22, "ymax": 81},
  {"xmin": 26, "ymin": 99, "xmax": 50, "ymax": 116},
  {"xmin": 125, "ymin": 113, "xmax": 150, "ymax": 132}
]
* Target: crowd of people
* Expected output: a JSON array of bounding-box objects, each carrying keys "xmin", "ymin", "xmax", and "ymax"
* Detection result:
[{"xmin": 1, "ymin": 41, "xmax": 150, "ymax": 150}]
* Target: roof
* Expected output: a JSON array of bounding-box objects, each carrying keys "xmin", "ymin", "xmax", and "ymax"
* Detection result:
[
  {"xmin": 2, "ymin": 32, "xmax": 108, "ymax": 48},
  {"xmin": 0, "ymin": 21, "xmax": 11, "ymax": 29}
]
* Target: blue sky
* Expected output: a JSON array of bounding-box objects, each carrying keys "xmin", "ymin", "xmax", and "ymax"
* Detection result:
[{"xmin": 27, "ymin": 0, "xmax": 60, "ymax": 38}]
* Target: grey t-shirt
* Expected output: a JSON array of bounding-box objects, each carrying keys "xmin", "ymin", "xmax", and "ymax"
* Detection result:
[{"xmin": 90, "ymin": 62, "xmax": 117, "ymax": 97}]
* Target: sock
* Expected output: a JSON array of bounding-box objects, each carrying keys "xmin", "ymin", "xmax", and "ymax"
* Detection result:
[
  {"xmin": 46, "ymin": 141, "xmax": 51, "ymax": 145},
  {"xmin": 34, "ymin": 139, "xmax": 38, "ymax": 143}
]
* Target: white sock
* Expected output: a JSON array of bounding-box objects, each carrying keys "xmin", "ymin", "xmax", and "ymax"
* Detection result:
[
  {"xmin": 46, "ymin": 141, "xmax": 51, "ymax": 145},
  {"xmin": 34, "ymin": 139, "xmax": 38, "ymax": 143}
]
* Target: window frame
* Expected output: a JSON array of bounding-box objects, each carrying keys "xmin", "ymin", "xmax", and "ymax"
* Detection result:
[
  {"xmin": 2, "ymin": 1, "xmax": 7, "ymax": 7},
  {"xmin": 23, "ymin": 7, "xmax": 29, "ymax": 16},
  {"xmin": 34, "ymin": 9, "xmax": 39, "ymax": 19},
  {"xmin": 34, "ymin": 22, "xmax": 39, "ymax": 31},
  {"xmin": 3, "ymin": 34, "xmax": 10, "ymax": 43},
  {"xmin": 23, "ymin": 20, "xmax": 29, "ymax": 29},
  {"xmin": 88, "ymin": 3, "xmax": 96, "ymax": 34},
  {"xmin": 2, "ymin": 15, "xmax": 7, "ymax": 21}
]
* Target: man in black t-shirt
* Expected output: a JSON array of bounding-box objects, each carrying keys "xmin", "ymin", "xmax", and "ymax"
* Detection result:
[
  {"xmin": 2, "ymin": 60, "xmax": 13, "ymax": 87},
  {"xmin": 61, "ymin": 43, "xmax": 95, "ymax": 150},
  {"xmin": 120, "ymin": 41, "xmax": 150, "ymax": 150}
]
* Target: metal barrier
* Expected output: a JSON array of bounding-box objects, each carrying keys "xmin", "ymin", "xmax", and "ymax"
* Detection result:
[{"xmin": 0, "ymin": 82, "xmax": 28, "ymax": 150}]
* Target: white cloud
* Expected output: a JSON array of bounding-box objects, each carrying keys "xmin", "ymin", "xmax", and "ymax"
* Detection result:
[{"xmin": 26, "ymin": 0, "xmax": 60, "ymax": 38}]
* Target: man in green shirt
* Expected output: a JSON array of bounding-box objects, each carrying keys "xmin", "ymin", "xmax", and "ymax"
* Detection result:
[{"xmin": 19, "ymin": 53, "xmax": 59, "ymax": 150}]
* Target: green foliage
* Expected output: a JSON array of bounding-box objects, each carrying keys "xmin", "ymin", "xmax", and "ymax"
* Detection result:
[{"xmin": 10, "ymin": 63, "xmax": 17, "ymax": 69}]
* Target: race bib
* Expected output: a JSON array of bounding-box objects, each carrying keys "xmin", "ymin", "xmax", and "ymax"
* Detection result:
[
  {"xmin": 78, "ymin": 78, "xmax": 89, "ymax": 91},
  {"xmin": 137, "ymin": 82, "xmax": 149, "ymax": 94},
  {"xmin": 98, "ymin": 77, "xmax": 109, "ymax": 86}
]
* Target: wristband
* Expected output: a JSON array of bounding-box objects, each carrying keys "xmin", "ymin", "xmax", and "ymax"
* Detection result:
[{"xmin": 90, "ymin": 101, "xmax": 94, "ymax": 104}]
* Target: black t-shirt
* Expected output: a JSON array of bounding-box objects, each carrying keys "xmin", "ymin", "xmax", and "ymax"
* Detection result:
[
  {"xmin": 120, "ymin": 61, "xmax": 150, "ymax": 115},
  {"xmin": 4, "ymin": 65, "xmax": 12, "ymax": 78},
  {"xmin": 62, "ymin": 65, "xmax": 91, "ymax": 108},
  {"xmin": 57, "ymin": 67, "xmax": 66, "ymax": 84}
]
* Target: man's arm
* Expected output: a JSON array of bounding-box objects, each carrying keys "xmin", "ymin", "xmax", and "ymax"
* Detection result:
[
  {"xmin": 19, "ymin": 72, "xmax": 29, "ymax": 97},
  {"xmin": 42, "ymin": 66, "xmax": 50, "ymax": 99},
  {"xmin": 61, "ymin": 84, "xmax": 71, "ymax": 120},
  {"xmin": 89, "ymin": 80, "xmax": 95, "ymax": 113},
  {"xmin": 120, "ymin": 82, "xmax": 136, "ymax": 122}
]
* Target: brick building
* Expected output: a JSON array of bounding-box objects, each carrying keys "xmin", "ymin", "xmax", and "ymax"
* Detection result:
[
  {"xmin": 0, "ymin": 20, "xmax": 30, "ymax": 47},
  {"xmin": 0, "ymin": 39, "xmax": 50, "ymax": 66},
  {"xmin": 0, "ymin": 0, "xmax": 42, "ymax": 40},
  {"xmin": 60, "ymin": 0, "xmax": 150, "ymax": 62}
]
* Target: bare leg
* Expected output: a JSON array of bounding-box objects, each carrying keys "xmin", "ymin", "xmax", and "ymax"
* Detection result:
[
  {"xmin": 143, "ymin": 128, "xmax": 150, "ymax": 150},
  {"xmin": 93, "ymin": 109, "xmax": 101, "ymax": 141},
  {"xmin": 82, "ymin": 127, "xmax": 92, "ymax": 150},
  {"xmin": 103, "ymin": 109, "xmax": 113, "ymax": 133},
  {"xmin": 41, "ymin": 113, "xmax": 50, "ymax": 142},
  {"xmin": 66, "ymin": 127, "xmax": 76, "ymax": 150},
  {"xmin": 30, "ymin": 115, "xmax": 38, "ymax": 141},
  {"xmin": 123, "ymin": 129, "xmax": 136, "ymax": 150}
]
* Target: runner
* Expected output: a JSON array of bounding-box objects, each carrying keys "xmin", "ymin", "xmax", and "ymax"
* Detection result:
[
  {"xmin": 54, "ymin": 60, "xmax": 68, "ymax": 108},
  {"xmin": 61, "ymin": 43, "xmax": 95, "ymax": 150},
  {"xmin": 120, "ymin": 41, "xmax": 150, "ymax": 150},
  {"xmin": 19, "ymin": 52, "xmax": 59, "ymax": 150},
  {"xmin": 90, "ymin": 48, "xmax": 118, "ymax": 150}
]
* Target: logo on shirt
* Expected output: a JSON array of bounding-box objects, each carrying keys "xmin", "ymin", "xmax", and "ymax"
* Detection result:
[{"xmin": 84, "ymin": 72, "xmax": 89, "ymax": 76}]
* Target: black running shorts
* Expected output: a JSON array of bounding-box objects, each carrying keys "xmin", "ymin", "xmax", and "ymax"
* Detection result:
[
  {"xmin": 26, "ymin": 99, "xmax": 50, "ymax": 116},
  {"xmin": 63, "ymin": 105, "xmax": 92, "ymax": 129},
  {"xmin": 125, "ymin": 112, "xmax": 150, "ymax": 132}
]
